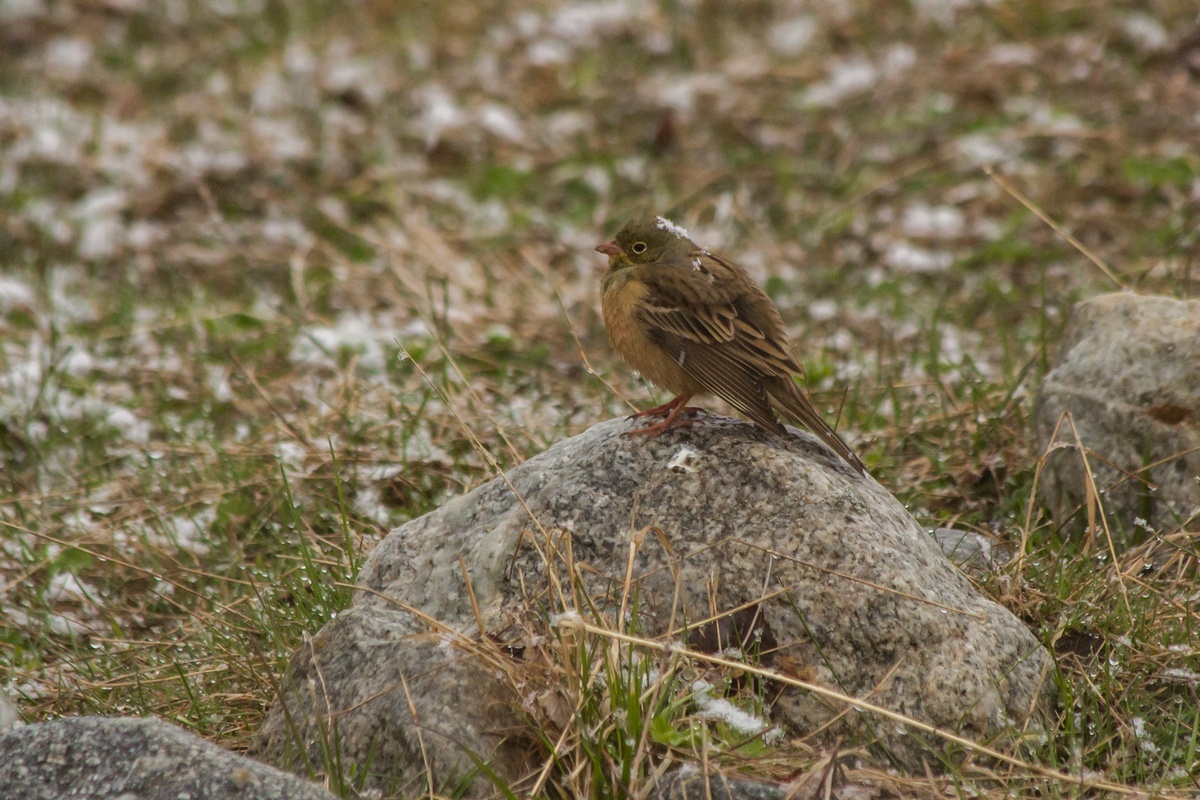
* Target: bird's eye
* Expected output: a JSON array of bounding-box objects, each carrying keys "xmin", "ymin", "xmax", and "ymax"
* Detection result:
[{"xmin": 631, "ymin": 241, "xmax": 648, "ymax": 254}]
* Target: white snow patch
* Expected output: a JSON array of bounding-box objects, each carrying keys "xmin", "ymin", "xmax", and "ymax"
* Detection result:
[
  {"xmin": 1160, "ymin": 667, "xmax": 1200, "ymax": 682},
  {"xmin": 275, "ymin": 441, "xmax": 308, "ymax": 471},
  {"xmin": 808, "ymin": 299, "xmax": 838, "ymax": 322},
  {"xmin": 44, "ymin": 37, "xmax": 92, "ymax": 79},
  {"xmin": 1122, "ymin": 13, "xmax": 1168, "ymax": 53},
  {"xmin": 954, "ymin": 133, "xmax": 1010, "ymax": 166},
  {"xmin": 912, "ymin": 0, "xmax": 982, "ymax": 27},
  {"xmin": 60, "ymin": 349, "xmax": 95, "ymax": 377},
  {"xmin": 45, "ymin": 572, "xmax": 97, "ymax": 603},
  {"xmin": 902, "ymin": 203, "xmax": 965, "ymax": 240},
  {"xmin": 551, "ymin": 610, "xmax": 583, "ymax": 627},
  {"xmin": 352, "ymin": 485, "xmax": 391, "ymax": 527},
  {"xmin": 549, "ymin": 1, "xmax": 630, "ymax": 43},
  {"xmin": 768, "ymin": 16, "xmax": 816, "ymax": 56},
  {"xmin": 883, "ymin": 43, "xmax": 916, "ymax": 72},
  {"xmin": 885, "ymin": 241, "xmax": 954, "ymax": 273},
  {"xmin": 478, "ymin": 103, "xmax": 524, "ymax": 143},
  {"xmin": 802, "ymin": 58, "xmax": 878, "ymax": 106},
  {"xmin": 691, "ymin": 680, "xmax": 782, "ymax": 743},
  {"xmin": 1131, "ymin": 716, "xmax": 1159, "ymax": 754},
  {"xmin": 73, "ymin": 187, "xmax": 127, "ymax": 260},
  {"xmin": 655, "ymin": 216, "xmax": 689, "ymax": 239},
  {"xmin": 251, "ymin": 117, "xmax": 312, "ymax": 162},
  {"xmin": 291, "ymin": 315, "xmax": 393, "ymax": 372},
  {"xmin": 986, "ymin": 43, "xmax": 1037, "ymax": 65},
  {"xmin": 0, "ymin": 277, "xmax": 34, "ymax": 312},
  {"xmin": 166, "ymin": 508, "xmax": 215, "ymax": 555},
  {"xmin": 416, "ymin": 85, "xmax": 469, "ymax": 148},
  {"xmin": 0, "ymin": 0, "xmax": 47, "ymax": 21},
  {"xmin": 105, "ymin": 407, "xmax": 150, "ymax": 444}
]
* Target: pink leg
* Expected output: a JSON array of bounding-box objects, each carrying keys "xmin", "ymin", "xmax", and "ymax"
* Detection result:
[{"xmin": 624, "ymin": 394, "xmax": 697, "ymax": 437}]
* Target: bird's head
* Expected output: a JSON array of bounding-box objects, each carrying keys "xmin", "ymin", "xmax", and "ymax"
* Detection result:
[{"xmin": 595, "ymin": 215, "xmax": 696, "ymax": 270}]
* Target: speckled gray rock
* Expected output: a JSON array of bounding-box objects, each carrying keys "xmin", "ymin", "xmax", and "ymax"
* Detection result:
[
  {"xmin": 1035, "ymin": 293, "xmax": 1200, "ymax": 545},
  {"xmin": 0, "ymin": 716, "xmax": 335, "ymax": 800},
  {"xmin": 257, "ymin": 415, "xmax": 1052, "ymax": 793},
  {"xmin": 252, "ymin": 603, "xmax": 534, "ymax": 797}
]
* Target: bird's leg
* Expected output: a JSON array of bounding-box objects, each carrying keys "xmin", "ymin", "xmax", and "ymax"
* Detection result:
[
  {"xmin": 627, "ymin": 393, "xmax": 690, "ymax": 421},
  {"xmin": 623, "ymin": 394, "xmax": 696, "ymax": 437}
]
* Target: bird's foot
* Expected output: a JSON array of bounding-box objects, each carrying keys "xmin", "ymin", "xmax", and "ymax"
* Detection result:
[
  {"xmin": 622, "ymin": 395, "xmax": 698, "ymax": 437},
  {"xmin": 622, "ymin": 416, "xmax": 697, "ymax": 437},
  {"xmin": 626, "ymin": 394, "xmax": 698, "ymax": 421}
]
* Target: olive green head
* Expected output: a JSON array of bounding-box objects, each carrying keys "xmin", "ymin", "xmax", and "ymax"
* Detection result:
[{"xmin": 595, "ymin": 214, "xmax": 697, "ymax": 270}]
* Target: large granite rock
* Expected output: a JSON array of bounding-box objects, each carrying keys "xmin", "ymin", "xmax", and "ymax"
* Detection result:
[
  {"xmin": 1035, "ymin": 293, "xmax": 1200, "ymax": 545},
  {"xmin": 0, "ymin": 716, "xmax": 335, "ymax": 800},
  {"xmin": 255, "ymin": 414, "xmax": 1052, "ymax": 795}
]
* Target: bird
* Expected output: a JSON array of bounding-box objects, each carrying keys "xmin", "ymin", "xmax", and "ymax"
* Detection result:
[{"xmin": 596, "ymin": 214, "xmax": 867, "ymax": 475}]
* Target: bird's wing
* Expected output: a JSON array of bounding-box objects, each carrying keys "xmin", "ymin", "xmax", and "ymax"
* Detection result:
[
  {"xmin": 630, "ymin": 253, "xmax": 801, "ymax": 431},
  {"xmin": 634, "ymin": 250, "xmax": 803, "ymax": 382}
]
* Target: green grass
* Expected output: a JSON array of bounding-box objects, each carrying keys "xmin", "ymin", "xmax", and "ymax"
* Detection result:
[{"xmin": 2, "ymin": 0, "xmax": 1199, "ymax": 796}]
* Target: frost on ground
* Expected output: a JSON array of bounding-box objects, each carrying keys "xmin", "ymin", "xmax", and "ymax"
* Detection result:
[{"xmin": 0, "ymin": 0, "xmax": 1197, "ymax": 774}]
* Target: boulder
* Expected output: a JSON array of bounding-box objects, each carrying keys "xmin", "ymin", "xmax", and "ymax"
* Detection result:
[
  {"xmin": 0, "ymin": 716, "xmax": 335, "ymax": 800},
  {"xmin": 255, "ymin": 415, "xmax": 1052, "ymax": 794},
  {"xmin": 1035, "ymin": 293, "xmax": 1200, "ymax": 545}
]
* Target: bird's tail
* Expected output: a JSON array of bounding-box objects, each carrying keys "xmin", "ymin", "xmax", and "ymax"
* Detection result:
[{"xmin": 768, "ymin": 379, "xmax": 867, "ymax": 475}]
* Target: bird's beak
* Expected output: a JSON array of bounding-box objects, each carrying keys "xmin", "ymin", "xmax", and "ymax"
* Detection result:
[{"xmin": 595, "ymin": 240, "xmax": 622, "ymax": 257}]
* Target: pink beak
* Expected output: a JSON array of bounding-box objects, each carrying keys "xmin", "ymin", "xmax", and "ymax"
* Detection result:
[{"xmin": 595, "ymin": 240, "xmax": 622, "ymax": 256}]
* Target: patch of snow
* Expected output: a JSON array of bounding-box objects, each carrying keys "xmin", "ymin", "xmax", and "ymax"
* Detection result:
[
  {"xmin": 0, "ymin": 0, "xmax": 47, "ymax": 21},
  {"xmin": 551, "ymin": 610, "xmax": 583, "ymax": 627},
  {"xmin": 802, "ymin": 58, "xmax": 878, "ymax": 106},
  {"xmin": 527, "ymin": 37, "xmax": 572, "ymax": 65},
  {"xmin": 73, "ymin": 188, "xmax": 127, "ymax": 260},
  {"xmin": 885, "ymin": 241, "xmax": 954, "ymax": 273},
  {"xmin": 478, "ymin": 103, "xmax": 524, "ymax": 143},
  {"xmin": 0, "ymin": 277, "xmax": 34, "ymax": 312},
  {"xmin": 808, "ymin": 299, "xmax": 838, "ymax": 322},
  {"xmin": 352, "ymin": 484, "xmax": 391, "ymax": 527},
  {"xmin": 415, "ymin": 84, "xmax": 469, "ymax": 148},
  {"xmin": 275, "ymin": 441, "xmax": 307, "ymax": 471},
  {"xmin": 655, "ymin": 216, "xmax": 689, "ymax": 239},
  {"xmin": 291, "ymin": 314, "xmax": 395, "ymax": 373},
  {"xmin": 251, "ymin": 117, "xmax": 312, "ymax": 162},
  {"xmin": 549, "ymin": 1, "xmax": 630, "ymax": 43},
  {"xmin": 691, "ymin": 680, "xmax": 782, "ymax": 743},
  {"xmin": 45, "ymin": 572, "xmax": 97, "ymax": 603},
  {"xmin": 954, "ymin": 133, "xmax": 1010, "ymax": 166},
  {"xmin": 165, "ymin": 507, "xmax": 215, "ymax": 555},
  {"xmin": 105, "ymin": 407, "xmax": 150, "ymax": 444},
  {"xmin": 769, "ymin": 16, "xmax": 817, "ymax": 56},
  {"xmin": 44, "ymin": 37, "xmax": 92, "ymax": 79},
  {"xmin": 1122, "ymin": 13, "xmax": 1168, "ymax": 53},
  {"xmin": 986, "ymin": 43, "xmax": 1037, "ymax": 65},
  {"xmin": 902, "ymin": 203, "xmax": 965, "ymax": 240},
  {"xmin": 883, "ymin": 43, "xmax": 916, "ymax": 72}
]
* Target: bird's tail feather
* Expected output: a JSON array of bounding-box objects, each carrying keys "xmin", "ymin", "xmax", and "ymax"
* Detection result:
[{"xmin": 768, "ymin": 380, "xmax": 866, "ymax": 475}]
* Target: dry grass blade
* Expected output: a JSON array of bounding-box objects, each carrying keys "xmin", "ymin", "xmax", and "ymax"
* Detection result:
[
  {"xmin": 984, "ymin": 166, "xmax": 1126, "ymax": 289},
  {"xmin": 559, "ymin": 618, "xmax": 1139, "ymax": 795}
]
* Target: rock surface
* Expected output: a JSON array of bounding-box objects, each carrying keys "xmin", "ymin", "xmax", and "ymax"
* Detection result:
[
  {"xmin": 0, "ymin": 716, "xmax": 335, "ymax": 800},
  {"xmin": 256, "ymin": 414, "xmax": 1052, "ymax": 794},
  {"xmin": 1035, "ymin": 293, "xmax": 1200, "ymax": 544}
]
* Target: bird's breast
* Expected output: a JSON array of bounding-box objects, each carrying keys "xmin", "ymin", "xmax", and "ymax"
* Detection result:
[{"xmin": 602, "ymin": 274, "xmax": 698, "ymax": 395}]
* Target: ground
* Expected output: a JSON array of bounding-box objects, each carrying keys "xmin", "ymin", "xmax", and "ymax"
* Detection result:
[{"xmin": 1, "ymin": 0, "xmax": 1198, "ymax": 797}]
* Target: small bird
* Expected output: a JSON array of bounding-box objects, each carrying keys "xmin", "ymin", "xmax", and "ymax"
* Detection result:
[{"xmin": 597, "ymin": 214, "xmax": 866, "ymax": 475}]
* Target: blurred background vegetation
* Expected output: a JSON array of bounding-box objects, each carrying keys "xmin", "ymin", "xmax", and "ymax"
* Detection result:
[{"xmin": 1, "ymin": 0, "xmax": 1197, "ymax": 794}]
